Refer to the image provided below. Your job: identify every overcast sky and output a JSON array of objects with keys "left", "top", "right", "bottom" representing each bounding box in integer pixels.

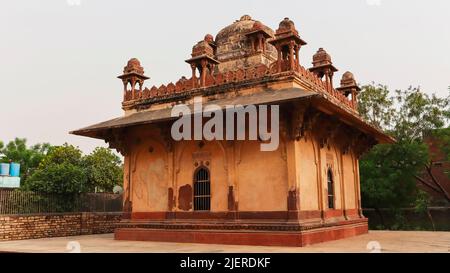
[{"left": 0, "top": 0, "right": 449, "bottom": 153}]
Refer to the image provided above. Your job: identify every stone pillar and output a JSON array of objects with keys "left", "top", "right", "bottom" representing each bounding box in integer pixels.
[
  {"left": 351, "top": 90, "right": 358, "bottom": 108},
  {"left": 123, "top": 81, "right": 127, "bottom": 100},
  {"left": 328, "top": 72, "right": 334, "bottom": 90},
  {"left": 200, "top": 60, "right": 207, "bottom": 87},
  {"left": 276, "top": 45, "right": 282, "bottom": 72},
  {"left": 257, "top": 34, "right": 263, "bottom": 52},
  {"left": 289, "top": 41, "right": 295, "bottom": 71},
  {"left": 131, "top": 79, "right": 136, "bottom": 99},
  {"left": 324, "top": 71, "right": 331, "bottom": 92},
  {"left": 283, "top": 116, "right": 300, "bottom": 220},
  {"left": 191, "top": 64, "right": 197, "bottom": 88}
]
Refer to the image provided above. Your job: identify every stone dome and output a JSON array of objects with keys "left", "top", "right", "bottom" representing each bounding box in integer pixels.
[
  {"left": 204, "top": 34, "right": 214, "bottom": 44},
  {"left": 342, "top": 71, "right": 354, "bottom": 80},
  {"left": 277, "top": 17, "right": 297, "bottom": 34},
  {"left": 339, "top": 71, "right": 359, "bottom": 90},
  {"left": 312, "top": 48, "right": 332, "bottom": 67},
  {"left": 214, "top": 15, "right": 277, "bottom": 62},
  {"left": 127, "top": 58, "right": 141, "bottom": 68},
  {"left": 252, "top": 21, "right": 264, "bottom": 30},
  {"left": 124, "top": 58, "right": 144, "bottom": 74}
]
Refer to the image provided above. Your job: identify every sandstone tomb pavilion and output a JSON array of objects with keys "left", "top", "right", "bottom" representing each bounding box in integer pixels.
[{"left": 71, "top": 15, "right": 393, "bottom": 246}]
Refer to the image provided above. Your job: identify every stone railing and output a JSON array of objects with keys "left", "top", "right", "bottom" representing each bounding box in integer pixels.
[
  {"left": 296, "top": 65, "right": 356, "bottom": 110},
  {"left": 123, "top": 63, "right": 356, "bottom": 111}
]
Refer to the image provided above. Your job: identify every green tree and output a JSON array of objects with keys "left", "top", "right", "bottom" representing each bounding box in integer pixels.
[
  {"left": 358, "top": 83, "right": 395, "bottom": 130},
  {"left": 0, "top": 138, "right": 51, "bottom": 183},
  {"left": 25, "top": 144, "right": 87, "bottom": 193},
  {"left": 358, "top": 83, "right": 450, "bottom": 208},
  {"left": 83, "top": 147, "right": 123, "bottom": 192},
  {"left": 360, "top": 142, "right": 429, "bottom": 209},
  {"left": 392, "top": 87, "right": 450, "bottom": 142}
]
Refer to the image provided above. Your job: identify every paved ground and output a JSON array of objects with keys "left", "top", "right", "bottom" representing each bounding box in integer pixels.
[{"left": 0, "top": 231, "right": 448, "bottom": 253}]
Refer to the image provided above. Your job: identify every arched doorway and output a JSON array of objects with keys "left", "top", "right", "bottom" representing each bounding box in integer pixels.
[{"left": 193, "top": 167, "right": 211, "bottom": 211}]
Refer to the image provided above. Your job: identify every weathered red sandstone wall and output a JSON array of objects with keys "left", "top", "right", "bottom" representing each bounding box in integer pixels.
[
  {"left": 0, "top": 212, "right": 121, "bottom": 241},
  {"left": 297, "top": 137, "right": 319, "bottom": 210},
  {"left": 122, "top": 111, "right": 362, "bottom": 216},
  {"left": 237, "top": 140, "right": 288, "bottom": 211}
]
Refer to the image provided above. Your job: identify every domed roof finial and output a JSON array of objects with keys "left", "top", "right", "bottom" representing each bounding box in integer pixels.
[
  {"left": 342, "top": 71, "right": 355, "bottom": 80},
  {"left": 123, "top": 58, "right": 145, "bottom": 75},
  {"left": 336, "top": 71, "right": 361, "bottom": 98},
  {"left": 339, "top": 71, "right": 358, "bottom": 88},
  {"left": 204, "top": 34, "right": 214, "bottom": 43},
  {"left": 240, "top": 15, "right": 252, "bottom": 21},
  {"left": 277, "top": 17, "right": 297, "bottom": 34},
  {"left": 269, "top": 17, "right": 307, "bottom": 72},
  {"left": 312, "top": 48, "right": 333, "bottom": 68},
  {"left": 252, "top": 21, "right": 264, "bottom": 30},
  {"left": 118, "top": 58, "right": 149, "bottom": 100}
]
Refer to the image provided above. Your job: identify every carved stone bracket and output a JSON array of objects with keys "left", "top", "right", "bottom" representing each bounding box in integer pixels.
[
  {"left": 289, "top": 101, "right": 310, "bottom": 141},
  {"left": 352, "top": 133, "right": 378, "bottom": 158},
  {"left": 302, "top": 110, "right": 321, "bottom": 142},
  {"left": 311, "top": 112, "right": 338, "bottom": 149},
  {"left": 104, "top": 129, "right": 128, "bottom": 156},
  {"left": 333, "top": 125, "right": 354, "bottom": 154}
]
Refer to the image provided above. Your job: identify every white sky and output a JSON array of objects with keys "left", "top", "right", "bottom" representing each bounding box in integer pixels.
[{"left": 0, "top": 0, "right": 449, "bottom": 153}]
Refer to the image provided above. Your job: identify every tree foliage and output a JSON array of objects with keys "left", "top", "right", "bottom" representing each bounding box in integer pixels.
[
  {"left": 25, "top": 144, "right": 86, "bottom": 194},
  {"left": 360, "top": 142, "right": 429, "bottom": 209},
  {"left": 358, "top": 83, "right": 450, "bottom": 208},
  {"left": 1, "top": 141, "right": 124, "bottom": 194},
  {"left": 392, "top": 87, "right": 450, "bottom": 142},
  {"left": 83, "top": 147, "right": 123, "bottom": 192},
  {"left": 358, "top": 83, "right": 395, "bottom": 130}
]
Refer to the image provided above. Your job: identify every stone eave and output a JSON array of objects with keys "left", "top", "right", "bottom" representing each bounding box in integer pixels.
[
  {"left": 117, "top": 72, "right": 149, "bottom": 80},
  {"left": 185, "top": 55, "right": 220, "bottom": 64},
  {"left": 310, "top": 95, "right": 395, "bottom": 144}
]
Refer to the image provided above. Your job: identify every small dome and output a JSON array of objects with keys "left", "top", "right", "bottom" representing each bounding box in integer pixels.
[
  {"left": 215, "top": 15, "right": 276, "bottom": 62},
  {"left": 312, "top": 48, "right": 332, "bottom": 66},
  {"left": 342, "top": 71, "right": 354, "bottom": 80},
  {"left": 191, "top": 40, "right": 214, "bottom": 57},
  {"left": 204, "top": 34, "right": 214, "bottom": 43},
  {"left": 127, "top": 58, "right": 141, "bottom": 68},
  {"left": 252, "top": 21, "right": 264, "bottom": 30},
  {"left": 240, "top": 15, "right": 252, "bottom": 21},
  {"left": 277, "top": 17, "right": 297, "bottom": 33},
  {"left": 124, "top": 58, "right": 144, "bottom": 74},
  {"left": 339, "top": 71, "right": 358, "bottom": 90}
]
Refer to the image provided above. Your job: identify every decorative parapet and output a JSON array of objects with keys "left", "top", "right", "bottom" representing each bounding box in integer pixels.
[{"left": 122, "top": 63, "right": 357, "bottom": 112}]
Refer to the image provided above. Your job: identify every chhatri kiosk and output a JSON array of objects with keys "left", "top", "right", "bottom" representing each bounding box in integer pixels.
[{"left": 72, "top": 15, "right": 392, "bottom": 246}]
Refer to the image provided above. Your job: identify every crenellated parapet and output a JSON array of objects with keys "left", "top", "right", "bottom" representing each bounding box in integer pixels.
[{"left": 121, "top": 61, "right": 358, "bottom": 112}]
